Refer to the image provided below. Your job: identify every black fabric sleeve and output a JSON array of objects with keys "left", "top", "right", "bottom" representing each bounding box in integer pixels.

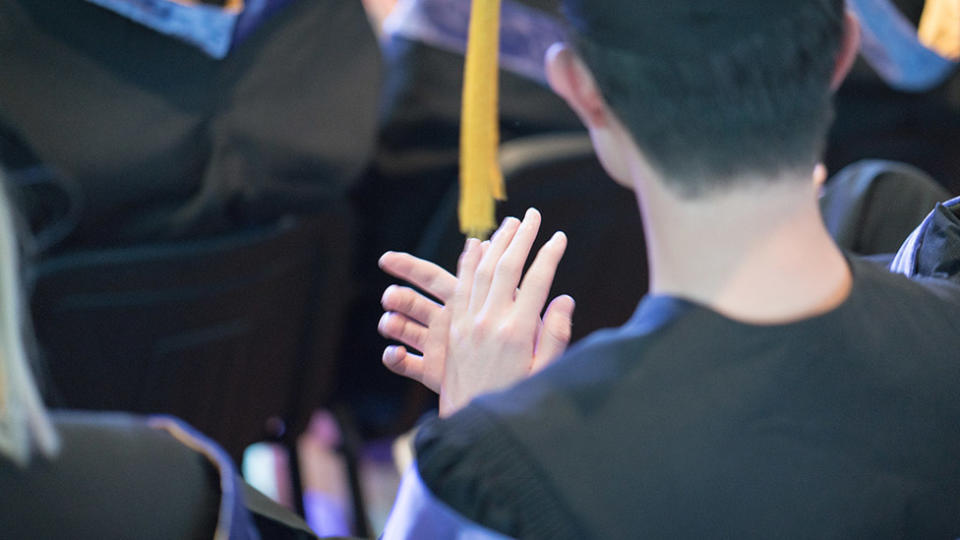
[{"left": 414, "top": 404, "right": 582, "bottom": 540}]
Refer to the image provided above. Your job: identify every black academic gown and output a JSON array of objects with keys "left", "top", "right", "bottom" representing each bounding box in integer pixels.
[{"left": 0, "top": 0, "right": 380, "bottom": 251}]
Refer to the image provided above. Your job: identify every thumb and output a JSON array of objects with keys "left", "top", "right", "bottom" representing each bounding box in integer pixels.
[{"left": 533, "top": 295, "right": 575, "bottom": 372}]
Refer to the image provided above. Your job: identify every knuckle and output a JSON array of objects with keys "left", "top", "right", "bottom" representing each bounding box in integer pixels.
[
  {"left": 496, "top": 258, "right": 521, "bottom": 276},
  {"left": 400, "top": 321, "right": 419, "bottom": 343},
  {"left": 495, "top": 321, "right": 523, "bottom": 343},
  {"left": 395, "top": 318, "right": 410, "bottom": 338},
  {"left": 548, "top": 321, "right": 572, "bottom": 344},
  {"left": 397, "top": 291, "right": 416, "bottom": 313},
  {"left": 474, "top": 265, "right": 493, "bottom": 283},
  {"left": 472, "top": 315, "right": 493, "bottom": 338},
  {"left": 449, "top": 323, "right": 467, "bottom": 343}
]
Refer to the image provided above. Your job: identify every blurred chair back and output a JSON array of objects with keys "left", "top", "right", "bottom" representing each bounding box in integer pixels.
[
  {"left": 29, "top": 214, "right": 352, "bottom": 465},
  {"left": 820, "top": 159, "right": 951, "bottom": 257},
  {"left": 418, "top": 132, "right": 648, "bottom": 343}
]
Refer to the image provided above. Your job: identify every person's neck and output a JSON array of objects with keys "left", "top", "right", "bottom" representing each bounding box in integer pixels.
[{"left": 635, "top": 169, "right": 852, "bottom": 325}]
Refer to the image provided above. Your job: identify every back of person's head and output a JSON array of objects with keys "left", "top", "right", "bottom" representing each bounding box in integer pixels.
[
  {"left": 0, "top": 168, "right": 58, "bottom": 465},
  {"left": 563, "top": 0, "right": 846, "bottom": 196}
]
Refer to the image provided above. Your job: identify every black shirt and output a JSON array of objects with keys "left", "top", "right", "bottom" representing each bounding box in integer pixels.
[{"left": 416, "top": 256, "right": 960, "bottom": 538}]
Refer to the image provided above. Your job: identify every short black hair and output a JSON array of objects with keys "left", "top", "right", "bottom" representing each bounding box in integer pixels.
[{"left": 569, "top": 1, "right": 845, "bottom": 196}]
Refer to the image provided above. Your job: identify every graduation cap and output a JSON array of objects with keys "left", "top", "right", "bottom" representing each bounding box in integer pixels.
[
  {"left": 459, "top": 0, "right": 506, "bottom": 239},
  {"left": 85, "top": 0, "right": 246, "bottom": 58},
  {"left": 847, "top": 0, "right": 958, "bottom": 91}
]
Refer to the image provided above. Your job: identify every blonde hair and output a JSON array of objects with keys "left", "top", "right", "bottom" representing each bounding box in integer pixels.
[{"left": 0, "top": 170, "right": 59, "bottom": 465}]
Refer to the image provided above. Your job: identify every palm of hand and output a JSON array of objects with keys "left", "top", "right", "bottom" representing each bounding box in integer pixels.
[{"left": 379, "top": 209, "right": 574, "bottom": 417}]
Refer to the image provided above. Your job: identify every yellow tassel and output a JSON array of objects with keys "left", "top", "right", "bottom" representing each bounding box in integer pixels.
[
  {"left": 919, "top": 0, "right": 960, "bottom": 59},
  {"left": 459, "top": 0, "right": 506, "bottom": 239}
]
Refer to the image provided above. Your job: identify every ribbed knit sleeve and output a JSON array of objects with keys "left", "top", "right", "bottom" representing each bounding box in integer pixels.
[{"left": 414, "top": 403, "right": 583, "bottom": 540}]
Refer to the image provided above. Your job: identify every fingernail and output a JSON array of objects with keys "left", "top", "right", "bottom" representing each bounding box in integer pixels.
[
  {"left": 381, "top": 285, "right": 395, "bottom": 306},
  {"left": 491, "top": 221, "right": 504, "bottom": 240},
  {"left": 497, "top": 217, "right": 517, "bottom": 237},
  {"left": 378, "top": 312, "right": 391, "bottom": 332}
]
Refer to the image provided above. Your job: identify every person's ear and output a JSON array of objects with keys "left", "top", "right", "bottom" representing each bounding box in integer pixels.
[
  {"left": 831, "top": 10, "right": 861, "bottom": 90},
  {"left": 546, "top": 43, "right": 610, "bottom": 128}
]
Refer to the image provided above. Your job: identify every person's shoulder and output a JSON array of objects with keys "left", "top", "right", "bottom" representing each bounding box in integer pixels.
[
  {"left": 852, "top": 255, "right": 960, "bottom": 313},
  {"left": 47, "top": 411, "right": 314, "bottom": 538},
  {"left": 1, "top": 411, "right": 225, "bottom": 539},
  {"left": 412, "top": 326, "right": 649, "bottom": 482},
  {"left": 49, "top": 410, "right": 226, "bottom": 493},
  {"left": 906, "top": 273, "right": 960, "bottom": 307},
  {"left": 50, "top": 410, "right": 194, "bottom": 454},
  {"left": 412, "top": 303, "right": 698, "bottom": 538},
  {"left": 843, "top": 257, "right": 960, "bottom": 365}
]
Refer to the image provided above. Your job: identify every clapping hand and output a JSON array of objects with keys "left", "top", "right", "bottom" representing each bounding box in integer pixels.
[{"left": 378, "top": 209, "right": 575, "bottom": 416}]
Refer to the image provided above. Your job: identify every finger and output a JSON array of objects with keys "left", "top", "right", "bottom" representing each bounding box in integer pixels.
[
  {"left": 378, "top": 312, "right": 429, "bottom": 353},
  {"left": 452, "top": 238, "right": 483, "bottom": 313},
  {"left": 470, "top": 240, "right": 490, "bottom": 311},
  {"left": 421, "top": 303, "right": 452, "bottom": 393},
  {"left": 383, "top": 346, "right": 439, "bottom": 393},
  {"left": 516, "top": 230, "right": 567, "bottom": 321},
  {"left": 379, "top": 251, "right": 457, "bottom": 302},
  {"left": 486, "top": 208, "right": 542, "bottom": 311},
  {"left": 381, "top": 285, "right": 442, "bottom": 326},
  {"left": 469, "top": 217, "right": 521, "bottom": 313},
  {"left": 533, "top": 294, "right": 575, "bottom": 372}
]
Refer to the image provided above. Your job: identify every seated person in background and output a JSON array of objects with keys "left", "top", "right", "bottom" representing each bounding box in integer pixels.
[
  {"left": 0, "top": 0, "right": 379, "bottom": 251},
  {"left": 376, "top": 0, "right": 960, "bottom": 537},
  {"left": 0, "top": 170, "right": 315, "bottom": 538}
]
